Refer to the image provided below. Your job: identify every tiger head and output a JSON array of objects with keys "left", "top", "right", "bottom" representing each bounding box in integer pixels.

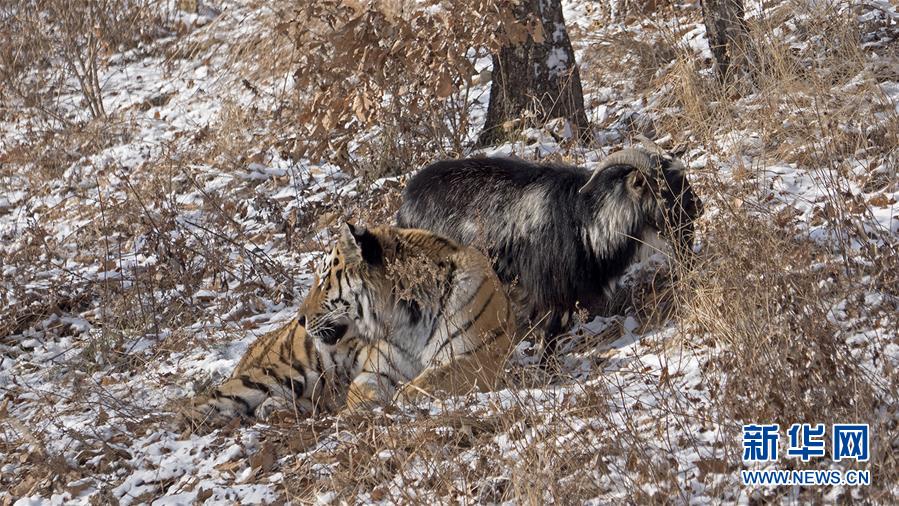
[{"left": 301, "top": 223, "right": 386, "bottom": 345}]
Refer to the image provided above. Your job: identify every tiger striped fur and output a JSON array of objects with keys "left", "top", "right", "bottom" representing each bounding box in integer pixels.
[
  {"left": 182, "top": 319, "right": 361, "bottom": 430},
  {"left": 182, "top": 223, "right": 516, "bottom": 429},
  {"left": 302, "top": 223, "right": 517, "bottom": 411}
]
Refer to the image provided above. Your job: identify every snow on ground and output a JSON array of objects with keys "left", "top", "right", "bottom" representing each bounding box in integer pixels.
[{"left": 2, "top": 0, "right": 898, "bottom": 504}]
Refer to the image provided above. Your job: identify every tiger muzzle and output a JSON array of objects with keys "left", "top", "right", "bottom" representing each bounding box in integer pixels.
[{"left": 313, "top": 321, "right": 349, "bottom": 345}]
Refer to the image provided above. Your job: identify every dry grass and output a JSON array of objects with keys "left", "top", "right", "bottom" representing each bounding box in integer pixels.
[
  {"left": 0, "top": 0, "right": 172, "bottom": 122},
  {"left": 248, "top": 204, "right": 896, "bottom": 503}
]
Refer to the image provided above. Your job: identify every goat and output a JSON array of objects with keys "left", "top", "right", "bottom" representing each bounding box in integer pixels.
[{"left": 396, "top": 138, "right": 703, "bottom": 356}]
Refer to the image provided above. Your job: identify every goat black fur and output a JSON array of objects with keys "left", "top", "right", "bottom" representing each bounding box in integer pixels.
[{"left": 396, "top": 145, "right": 702, "bottom": 352}]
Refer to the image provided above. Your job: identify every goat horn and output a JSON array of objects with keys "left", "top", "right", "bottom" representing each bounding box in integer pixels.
[
  {"left": 579, "top": 148, "right": 655, "bottom": 194},
  {"left": 635, "top": 135, "right": 690, "bottom": 173},
  {"left": 635, "top": 134, "right": 667, "bottom": 156},
  {"left": 597, "top": 148, "right": 654, "bottom": 172}
]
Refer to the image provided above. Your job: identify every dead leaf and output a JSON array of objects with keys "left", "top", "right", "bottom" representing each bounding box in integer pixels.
[
  {"left": 352, "top": 93, "right": 367, "bottom": 123},
  {"left": 11, "top": 475, "right": 36, "bottom": 497},
  {"left": 503, "top": 14, "right": 528, "bottom": 45},
  {"left": 287, "top": 432, "right": 319, "bottom": 453},
  {"left": 436, "top": 72, "right": 453, "bottom": 98},
  {"left": 195, "top": 488, "right": 213, "bottom": 504},
  {"left": 220, "top": 415, "right": 242, "bottom": 435},
  {"left": 249, "top": 441, "right": 276, "bottom": 474},
  {"left": 322, "top": 110, "right": 336, "bottom": 130},
  {"left": 868, "top": 193, "right": 896, "bottom": 207},
  {"left": 67, "top": 479, "right": 92, "bottom": 496},
  {"left": 370, "top": 487, "right": 386, "bottom": 501},
  {"left": 530, "top": 19, "right": 545, "bottom": 43},
  {"left": 215, "top": 460, "right": 243, "bottom": 473},
  {"left": 696, "top": 457, "right": 730, "bottom": 479},
  {"left": 774, "top": 206, "right": 799, "bottom": 227},
  {"left": 315, "top": 211, "right": 338, "bottom": 231}
]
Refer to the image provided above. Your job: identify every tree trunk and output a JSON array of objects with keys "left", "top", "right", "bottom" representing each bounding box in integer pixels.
[
  {"left": 478, "top": 0, "right": 589, "bottom": 147},
  {"left": 702, "top": 0, "right": 749, "bottom": 81}
]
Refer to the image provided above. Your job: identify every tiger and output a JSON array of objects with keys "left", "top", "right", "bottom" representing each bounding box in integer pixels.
[{"left": 182, "top": 223, "right": 516, "bottom": 430}]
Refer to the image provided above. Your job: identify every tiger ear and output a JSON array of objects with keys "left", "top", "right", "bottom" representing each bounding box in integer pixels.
[
  {"left": 338, "top": 223, "right": 363, "bottom": 265},
  {"left": 338, "top": 222, "right": 383, "bottom": 266}
]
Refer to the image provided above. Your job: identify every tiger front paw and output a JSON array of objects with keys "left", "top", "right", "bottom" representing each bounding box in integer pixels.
[
  {"left": 255, "top": 396, "right": 316, "bottom": 422},
  {"left": 393, "top": 382, "right": 433, "bottom": 407},
  {"left": 178, "top": 400, "right": 242, "bottom": 434}
]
